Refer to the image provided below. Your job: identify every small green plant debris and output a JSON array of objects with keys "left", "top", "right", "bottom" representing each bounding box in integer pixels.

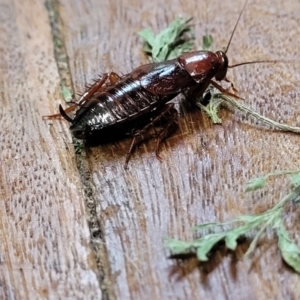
[
  {"left": 61, "top": 85, "right": 73, "bottom": 102},
  {"left": 139, "top": 18, "right": 194, "bottom": 62},
  {"left": 165, "top": 170, "right": 300, "bottom": 273},
  {"left": 196, "top": 86, "right": 223, "bottom": 124},
  {"left": 74, "top": 140, "right": 84, "bottom": 154},
  {"left": 194, "top": 87, "right": 300, "bottom": 133},
  {"left": 202, "top": 34, "right": 213, "bottom": 50}
]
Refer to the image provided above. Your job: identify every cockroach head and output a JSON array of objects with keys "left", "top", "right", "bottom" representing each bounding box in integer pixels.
[{"left": 215, "top": 51, "right": 228, "bottom": 81}]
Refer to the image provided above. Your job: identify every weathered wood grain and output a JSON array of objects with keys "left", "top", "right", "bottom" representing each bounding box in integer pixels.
[
  {"left": 0, "top": 0, "right": 101, "bottom": 299},
  {"left": 2, "top": 0, "right": 300, "bottom": 299}
]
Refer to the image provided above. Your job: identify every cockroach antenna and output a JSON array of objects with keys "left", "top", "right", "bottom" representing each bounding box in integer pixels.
[
  {"left": 225, "top": 0, "right": 294, "bottom": 68},
  {"left": 225, "top": 0, "right": 249, "bottom": 54}
]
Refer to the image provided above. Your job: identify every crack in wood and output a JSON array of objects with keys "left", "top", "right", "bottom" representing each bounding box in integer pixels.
[{"left": 45, "top": 1, "right": 115, "bottom": 299}]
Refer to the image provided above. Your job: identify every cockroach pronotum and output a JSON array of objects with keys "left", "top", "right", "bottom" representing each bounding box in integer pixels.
[{"left": 45, "top": 0, "right": 280, "bottom": 167}]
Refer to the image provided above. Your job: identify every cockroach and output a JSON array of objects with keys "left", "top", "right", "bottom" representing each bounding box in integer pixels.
[{"left": 45, "top": 0, "right": 278, "bottom": 166}]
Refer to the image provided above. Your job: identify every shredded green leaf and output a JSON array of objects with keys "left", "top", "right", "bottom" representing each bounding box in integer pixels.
[
  {"left": 245, "top": 176, "right": 267, "bottom": 192},
  {"left": 276, "top": 222, "right": 300, "bottom": 273},
  {"left": 290, "top": 172, "right": 300, "bottom": 187},
  {"left": 139, "top": 18, "right": 194, "bottom": 62},
  {"left": 202, "top": 34, "right": 213, "bottom": 50},
  {"left": 165, "top": 171, "right": 300, "bottom": 274},
  {"left": 61, "top": 85, "right": 72, "bottom": 102},
  {"left": 74, "top": 140, "right": 84, "bottom": 154},
  {"left": 196, "top": 87, "right": 223, "bottom": 123}
]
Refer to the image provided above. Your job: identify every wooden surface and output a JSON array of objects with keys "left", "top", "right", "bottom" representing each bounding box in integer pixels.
[{"left": 1, "top": 0, "right": 300, "bottom": 299}]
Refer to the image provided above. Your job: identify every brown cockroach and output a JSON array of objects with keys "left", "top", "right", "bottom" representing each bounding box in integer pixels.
[{"left": 46, "top": 0, "right": 278, "bottom": 166}]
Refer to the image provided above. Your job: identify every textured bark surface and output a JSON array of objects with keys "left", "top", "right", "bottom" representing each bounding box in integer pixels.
[{"left": 1, "top": 0, "right": 300, "bottom": 299}]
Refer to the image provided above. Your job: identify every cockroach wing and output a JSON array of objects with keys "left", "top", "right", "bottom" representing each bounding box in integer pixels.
[{"left": 130, "top": 59, "right": 196, "bottom": 96}]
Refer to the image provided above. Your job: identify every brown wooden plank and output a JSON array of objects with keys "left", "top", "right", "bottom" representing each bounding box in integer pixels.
[
  {"left": 55, "top": 0, "right": 300, "bottom": 299},
  {"left": 0, "top": 0, "right": 102, "bottom": 299}
]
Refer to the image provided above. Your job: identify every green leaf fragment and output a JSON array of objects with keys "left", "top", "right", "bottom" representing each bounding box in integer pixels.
[
  {"left": 197, "top": 96, "right": 223, "bottom": 124},
  {"left": 276, "top": 223, "right": 300, "bottom": 273},
  {"left": 292, "top": 184, "right": 300, "bottom": 197},
  {"left": 225, "top": 224, "right": 254, "bottom": 250},
  {"left": 191, "top": 222, "right": 221, "bottom": 230},
  {"left": 202, "top": 34, "right": 213, "bottom": 50},
  {"left": 61, "top": 85, "right": 72, "bottom": 102},
  {"left": 234, "top": 214, "right": 263, "bottom": 223},
  {"left": 139, "top": 18, "right": 194, "bottom": 62},
  {"left": 165, "top": 41, "right": 194, "bottom": 60},
  {"left": 165, "top": 233, "right": 227, "bottom": 261},
  {"left": 164, "top": 238, "right": 194, "bottom": 254},
  {"left": 245, "top": 176, "right": 267, "bottom": 192},
  {"left": 74, "top": 140, "right": 84, "bottom": 154},
  {"left": 196, "top": 233, "right": 226, "bottom": 261},
  {"left": 165, "top": 170, "right": 300, "bottom": 274},
  {"left": 290, "top": 172, "right": 300, "bottom": 188},
  {"left": 139, "top": 28, "right": 156, "bottom": 48}
]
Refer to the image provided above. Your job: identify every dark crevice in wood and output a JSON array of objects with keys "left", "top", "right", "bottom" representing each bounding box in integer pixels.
[
  {"left": 44, "top": 0, "right": 73, "bottom": 101},
  {"left": 44, "top": 1, "right": 115, "bottom": 299},
  {"left": 75, "top": 152, "right": 116, "bottom": 300}
]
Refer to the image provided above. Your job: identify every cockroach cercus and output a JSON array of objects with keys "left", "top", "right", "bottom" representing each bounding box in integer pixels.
[{"left": 45, "top": 0, "right": 281, "bottom": 167}]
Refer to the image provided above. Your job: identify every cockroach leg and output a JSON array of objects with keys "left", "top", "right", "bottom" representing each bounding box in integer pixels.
[
  {"left": 186, "top": 82, "right": 211, "bottom": 104},
  {"left": 210, "top": 80, "right": 240, "bottom": 99},
  {"left": 125, "top": 135, "right": 140, "bottom": 167},
  {"left": 125, "top": 104, "right": 178, "bottom": 167},
  {"left": 77, "top": 73, "right": 109, "bottom": 104},
  {"left": 154, "top": 104, "right": 178, "bottom": 159},
  {"left": 224, "top": 77, "right": 238, "bottom": 94},
  {"left": 77, "top": 72, "right": 122, "bottom": 104}
]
